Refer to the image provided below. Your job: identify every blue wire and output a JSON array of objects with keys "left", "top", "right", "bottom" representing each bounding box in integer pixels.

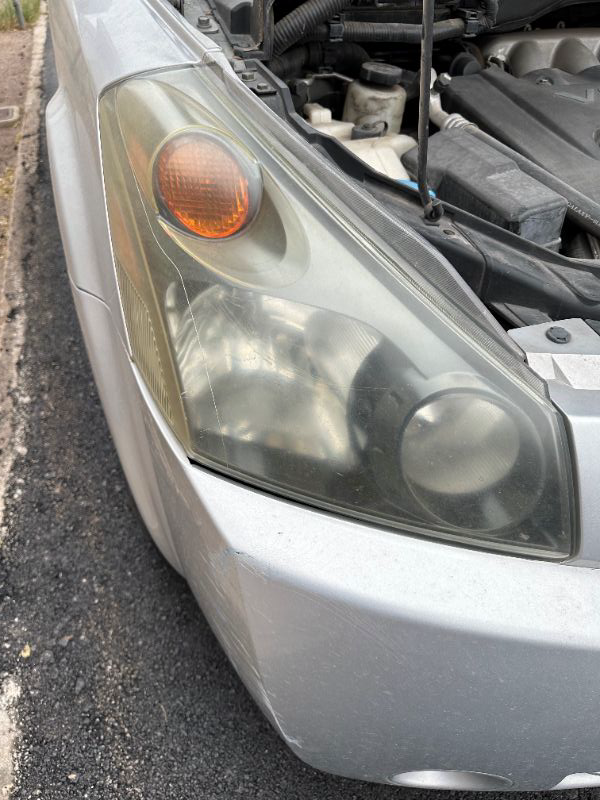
[{"left": 398, "top": 179, "right": 436, "bottom": 198}]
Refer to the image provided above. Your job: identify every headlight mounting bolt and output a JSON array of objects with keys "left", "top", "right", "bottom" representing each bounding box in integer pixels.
[{"left": 196, "top": 14, "right": 218, "bottom": 32}]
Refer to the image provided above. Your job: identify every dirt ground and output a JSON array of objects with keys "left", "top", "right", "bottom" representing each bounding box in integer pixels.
[
  {"left": 0, "top": 28, "right": 33, "bottom": 261},
  {"left": 0, "top": 13, "right": 44, "bottom": 796}
]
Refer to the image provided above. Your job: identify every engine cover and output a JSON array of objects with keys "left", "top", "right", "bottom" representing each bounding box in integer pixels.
[
  {"left": 402, "top": 129, "right": 567, "bottom": 249},
  {"left": 443, "top": 65, "right": 600, "bottom": 206}
]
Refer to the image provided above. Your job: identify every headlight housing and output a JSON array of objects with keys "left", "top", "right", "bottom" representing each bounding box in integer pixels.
[{"left": 99, "top": 62, "right": 574, "bottom": 558}]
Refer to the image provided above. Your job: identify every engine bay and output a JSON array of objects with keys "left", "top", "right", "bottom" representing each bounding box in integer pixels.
[{"left": 179, "top": 0, "right": 600, "bottom": 329}]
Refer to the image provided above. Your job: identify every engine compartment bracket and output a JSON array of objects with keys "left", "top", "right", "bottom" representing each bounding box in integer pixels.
[{"left": 509, "top": 318, "right": 600, "bottom": 390}]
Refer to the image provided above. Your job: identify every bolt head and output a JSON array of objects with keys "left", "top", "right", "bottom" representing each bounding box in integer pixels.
[{"left": 546, "top": 325, "right": 571, "bottom": 344}]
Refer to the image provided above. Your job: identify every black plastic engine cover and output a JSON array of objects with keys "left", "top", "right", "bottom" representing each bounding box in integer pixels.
[
  {"left": 443, "top": 65, "right": 600, "bottom": 206},
  {"left": 402, "top": 129, "right": 567, "bottom": 248},
  {"left": 492, "top": 0, "right": 600, "bottom": 30}
]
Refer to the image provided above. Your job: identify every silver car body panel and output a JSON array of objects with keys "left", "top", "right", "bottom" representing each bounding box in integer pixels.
[
  {"left": 47, "top": 0, "right": 600, "bottom": 789},
  {"left": 510, "top": 319, "right": 600, "bottom": 566}
]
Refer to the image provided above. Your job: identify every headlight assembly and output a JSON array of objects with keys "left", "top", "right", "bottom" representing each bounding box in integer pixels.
[{"left": 99, "top": 62, "right": 574, "bottom": 558}]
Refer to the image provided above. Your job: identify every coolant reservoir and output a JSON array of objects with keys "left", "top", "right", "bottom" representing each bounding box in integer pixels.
[
  {"left": 304, "top": 103, "right": 415, "bottom": 180},
  {"left": 343, "top": 62, "right": 407, "bottom": 135}
]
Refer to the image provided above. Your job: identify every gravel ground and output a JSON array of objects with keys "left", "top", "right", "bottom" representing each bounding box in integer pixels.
[{"left": 0, "top": 31, "right": 596, "bottom": 800}]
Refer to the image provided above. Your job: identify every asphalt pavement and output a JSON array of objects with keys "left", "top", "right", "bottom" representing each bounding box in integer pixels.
[{"left": 0, "top": 33, "right": 592, "bottom": 800}]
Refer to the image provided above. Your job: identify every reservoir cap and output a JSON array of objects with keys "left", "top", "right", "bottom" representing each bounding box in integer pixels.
[{"left": 360, "top": 61, "right": 403, "bottom": 86}]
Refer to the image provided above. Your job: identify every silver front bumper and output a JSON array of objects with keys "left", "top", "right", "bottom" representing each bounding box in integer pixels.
[{"left": 69, "top": 282, "right": 600, "bottom": 792}]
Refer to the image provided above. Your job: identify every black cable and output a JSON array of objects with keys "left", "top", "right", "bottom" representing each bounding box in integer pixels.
[
  {"left": 417, "top": 0, "right": 443, "bottom": 221},
  {"left": 305, "top": 18, "right": 465, "bottom": 43},
  {"left": 273, "top": 0, "right": 347, "bottom": 55}
]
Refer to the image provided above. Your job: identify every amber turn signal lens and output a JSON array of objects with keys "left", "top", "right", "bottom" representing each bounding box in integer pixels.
[{"left": 154, "top": 132, "right": 260, "bottom": 239}]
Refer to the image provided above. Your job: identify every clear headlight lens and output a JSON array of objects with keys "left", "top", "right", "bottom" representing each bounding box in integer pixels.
[{"left": 99, "top": 63, "right": 574, "bottom": 558}]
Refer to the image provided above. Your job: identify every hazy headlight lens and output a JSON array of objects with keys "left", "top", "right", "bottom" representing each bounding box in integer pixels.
[
  {"left": 400, "top": 392, "right": 542, "bottom": 531},
  {"left": 99, "top": 64, "right": 575, "bottom": 558},
  {"left": 403, "top": 394, "right": 520, "bottom": 496}
]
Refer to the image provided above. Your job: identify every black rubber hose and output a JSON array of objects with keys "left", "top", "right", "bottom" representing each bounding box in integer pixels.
[
  {"left": 273, "top": 0, "right": 347, "bottom": 55},
  {"left": 306, "top": 17, "right": 465, "bottom": 43},
  {"left": 270, "top": 45, "right": 312, "bottom": 78},
  {"left": 269, "top": 41, "right": 368, "bottom": 79},
  {"left": 331, "top": 41, "right": 370, "bottom": 73},
  {"left": 467, "top": 127, "right": 600, "bottom": 239}
]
